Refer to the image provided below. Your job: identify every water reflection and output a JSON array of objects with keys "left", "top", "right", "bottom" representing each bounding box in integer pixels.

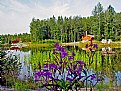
[
  {"left": 18, "top": 50, "right": 33, "bottom": 81},
  {"left": 7, "top": 50, "right": 33, "bottom": 81},
  {"left": 11, "top": 46, "right": 121, "bottom": 86}
]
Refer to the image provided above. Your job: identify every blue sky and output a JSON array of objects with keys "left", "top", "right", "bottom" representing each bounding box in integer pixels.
[{"left": 0, "top": 0, "right": 121, "bottom": 34}]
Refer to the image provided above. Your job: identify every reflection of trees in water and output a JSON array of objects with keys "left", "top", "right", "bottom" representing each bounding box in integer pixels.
[
  {"left": 0, "top": 51, "right": 21, "bottom": 87},
  {"left": 93, "top": 52, "right": 121, "bottom": 87},
  {"left": 29, "top": 46, "right": 121, "bottom": 86}
]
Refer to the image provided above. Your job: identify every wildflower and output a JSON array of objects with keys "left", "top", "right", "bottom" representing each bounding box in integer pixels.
[
  {"left": 59, "top": 61, "right": 63, "bottom": 64},
  {"left": 97, "top": 78, "right": 101, "bottom": 81},
  {"left": 79, "top": 75, "right": 83, "bottom": 79},
  {"left": 54, "top": 42, "right": 59, "bottom": 47},
  {"left": 64, "top": 61, "right": 67, "bottom": 64},
  {"left": 49, "top": 63, "right": 57, "bottom": 69},
  {"left": 43, "top": 71, "right": 52, "bottom": 78},
  {"left": 56, "top": 46, "right": 62, "bottom": 51},
  {"left": 34, "top": 42, "right": 100, "bottom": 90},
  {"left": 36, "top": 71, "right": 41, "bottom": 77},
  {"left": 34, "top": 75, "right": 39, "bottom": 82},
  {"left": 54, "top": 78, "right": 59, "bottom": 81},
  {"left": 73, "top": 64, "right": 77, "bottom": 69},
  {"left": 76, "top": 66, "right": 82, "bottom": 74},
  {"left": 76, "top": 60, "right": 85, "bottom": 65},
  {"left": 44, "top": 64, "right": 49, "bottom": 68},
  {"left": 93, "top": 44, "right": 98, "bottom": 49},
  {"left": 66, "top": 77, "right": 73, "bottom": 82},
  {"left": 58, "top": 66, "right": 62, "bottom": 70},
  {"left": 85, "top": 44, "right": 88, "bottom": 48},
  {"left": 91, "top": 75, "right": 96, "bottom": 80},
  {"left": 34, "top": 71, "right": 44, "bottom": 81},
  {"left": 60, "top": 47, "right": 65, "bottom": 52},
  {"left": 60, "top": 51, "right": 68, "bottom": 58},
  {"left": 67, "top": 69, "right": 71, "bottom": 75},
  {"left": 72, "top": 51, "right": 75, "bottom": 56},
  {"left": 68, "top": 56, "right": 74, "bottom": 60}
]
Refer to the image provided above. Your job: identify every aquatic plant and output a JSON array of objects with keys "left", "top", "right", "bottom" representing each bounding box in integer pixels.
[{"left": 34, "top": 42, "right": 100, "bottom": 91}]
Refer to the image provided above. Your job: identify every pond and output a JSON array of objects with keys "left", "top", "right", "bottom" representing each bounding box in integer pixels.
[{"left": 2, "top": 45, "right": 121, "bottom": 89}]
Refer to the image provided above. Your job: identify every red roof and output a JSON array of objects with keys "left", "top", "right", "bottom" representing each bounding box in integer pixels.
[{"left": 82, "top": 35, "right": 94, "bottom": 41}]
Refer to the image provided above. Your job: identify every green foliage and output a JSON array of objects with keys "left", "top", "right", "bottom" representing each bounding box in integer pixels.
[
  {"left": 0, "top": 33, "right": 31, "bottom": 44},
  {"left": 37, "top": 39, "right": 59, "bottom": 43},
  {"left": 0, "top": 36, "right": 21, "bottom": 86},
  {"left": 0, "top": 50, "right": 21, "bottom": 87},
  {"left": 1, "top": 2, "right": 121, "bottom": 43},
  {"left": 29, "top": 3, "right": 121, "bottom": 42}
]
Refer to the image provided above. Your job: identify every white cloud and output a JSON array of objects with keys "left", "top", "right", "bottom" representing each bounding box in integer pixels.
[
  {"left": 0, "top": 0, "right": 73, "bottom": 34},
  {"left": 0, "top": 0, "right": 121, "bottom": 34}
]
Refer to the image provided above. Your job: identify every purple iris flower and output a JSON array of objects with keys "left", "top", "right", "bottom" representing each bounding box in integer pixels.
[
  {"left": 66, "top": 77, "right": 73, "bottom": 82},
  {"left": 60, "top": 47, "right": 65, "bottom": 52},
  {"left": 76, "top": 65, "right": 83, "bottom": 74},
  {"left": 97, "top": 78, "right": 101, "bottom": 81},
  {"left": 44, "top": 64, "right": 49, "bottom": 68},
  {"left": 60, "top": 51, "right": 68, "bottom": 58},
  {"left": 79, "top": 75, "right": 83, "bottom": 79},
  {"left": 68, "top": 56, "right": 74, "bottom": 60},
  {"left": 64, "top": 61, "right": 67, "bottom": 64},
  {"left": 76, "top": 68, "right": 81, "bottom": 74},
  {"left": 54, "top": 42, "right": 59, "bottom": 47},
  {"left": 36, "top": 71, "right": 41, "bottom": 77},
  {"left": 49, "top": 63, "right": 57, "bottom": 69},
  {"left": 56, "top": 46, "right": 62, "bottom": 51},
  {"left": 91, "top": 75, "right": 96, "bottom": 80},
  {"left": 34, "top": 75, "right": 38, "bottom": 80},
  {"left": 85, "top": 44, "right": 88, "bottom": 48},
  {"left": 72, "top": 51, "right": 75, "bottom": 56},
  {"left": 54, "top": 78, "right": 59, "bottom": 81},
  {"left": 93, "top": 44, "right": 98, "bottom": 49},
  {"left": 59, "top": 61, "right": 63, "bottom": 64},
  {"left": 77, "top": 60, "right": 85, "bottom": 65},
  {"left": 58, "top": 66, "right": 62, "bottom": 70},
  {"left": 73, "top": 64, "right": 77, "bottom": 69},
  {"left": 43, "top": 71, "right": 52, "bottom": 78},
  {"left": 34, "top": 75, "right": 39, "bottom": 82},
  {"left": 34, "top": 71, "right": 44, "bottom": 81},
  {"left": 67, "top": 69, "right": 72, "bottom": 75}
]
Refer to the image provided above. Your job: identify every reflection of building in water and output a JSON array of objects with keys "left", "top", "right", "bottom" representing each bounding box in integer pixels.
[
  {"left": 102, "top": 47, "right": 112, "bottom": 51},
  {"left": 102, "top": 47, "right": 106, "bottom": 51},
  {"left": 108, "top": 47, "right": 112, "bottom": 51},
  {"left": 102, "top": 47, "right": 115, "bottom": 55}
]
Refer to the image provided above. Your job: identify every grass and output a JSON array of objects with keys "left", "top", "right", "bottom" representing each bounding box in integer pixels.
[
  {"left": 24, "top": 40, "right": 121, "bottom": 48},
  {"left": 78, "top": 40, "right": 121, "bottom": 48}
]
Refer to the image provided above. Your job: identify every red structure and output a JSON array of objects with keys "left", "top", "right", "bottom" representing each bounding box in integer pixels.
[
  {"left": 82, "top": 35, "right": 94, "bottom": 46},
  {"left": 10, "top": 47, "right": 20, "bottom": 50},
  {"left": 12, "top": 38, "right": 21, "bottom": 44}
]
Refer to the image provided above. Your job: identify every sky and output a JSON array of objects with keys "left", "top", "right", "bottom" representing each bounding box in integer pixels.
[{"left": 0, "top": 0, "right": 121, "bottom": 35}]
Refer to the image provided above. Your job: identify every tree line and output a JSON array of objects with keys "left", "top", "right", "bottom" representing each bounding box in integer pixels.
[
  {"left": 0, "top": 2, "right": 121, "bottom": 44},
  {"left": 30, "top": 2, "right": 121, "bottom": 43},
  {"left": 0, "top": 33, "right": 31, "bottom": 44}
]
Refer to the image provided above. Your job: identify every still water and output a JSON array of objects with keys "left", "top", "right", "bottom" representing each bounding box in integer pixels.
[{"left": 8, "top": 46, "right": 121, "bottom": 87}]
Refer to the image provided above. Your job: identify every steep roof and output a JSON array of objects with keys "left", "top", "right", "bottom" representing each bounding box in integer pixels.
[{"left": 82, "top": 35, "right": 94, "bottom": 41}]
